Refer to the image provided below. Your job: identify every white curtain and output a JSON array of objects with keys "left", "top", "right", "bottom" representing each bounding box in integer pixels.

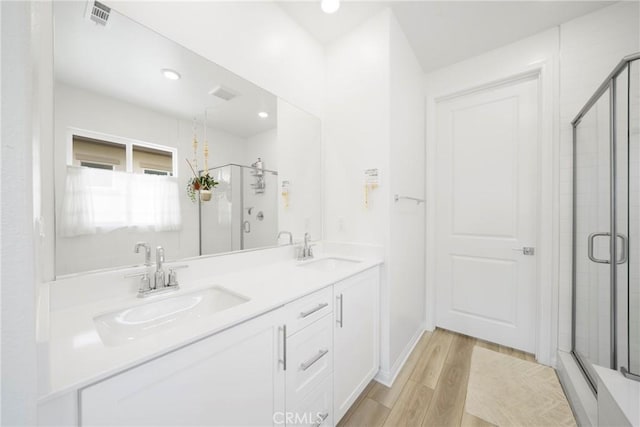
[{"left": 59, "top": 166, "right": 182, "bottom": 237}]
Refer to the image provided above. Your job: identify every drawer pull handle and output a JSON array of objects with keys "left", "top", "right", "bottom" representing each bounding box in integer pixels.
[
  {"left": 313, "top": 412, "right": 329, "bottom": 427},
  {"left": 299, "top": 302, "right": 329, "bottom": 318},
  {"left": 300, "top": 348, "right": 329, "bottom": 371},
  {"left": 279, "top": 324, "right": 287, "bottom": 371}
]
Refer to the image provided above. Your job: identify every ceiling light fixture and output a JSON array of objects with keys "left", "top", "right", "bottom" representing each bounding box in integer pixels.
[
  {"left": 258, "top": 112, "right": 269, "bottom": 119},
  {"left": 161, "top": 68, "right": 181, "bottom": 81},
  {"left": 321, "top": 0, "right": 340, "bottom": 14}
]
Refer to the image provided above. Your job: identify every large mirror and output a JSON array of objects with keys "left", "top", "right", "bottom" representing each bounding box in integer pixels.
[{"left": 54, "top": 2, "right": 322, "bottom": 276}]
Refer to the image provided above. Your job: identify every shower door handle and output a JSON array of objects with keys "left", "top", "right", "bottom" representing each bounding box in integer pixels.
[
  {"left": 243, "top": 220, "right": 251, "bottom": 233},
  {"left": 616, "top": 233, "right": 628, "bottom": 264},
  {"left": 588, "top": 232, "right": 611, "bottom": 264}
]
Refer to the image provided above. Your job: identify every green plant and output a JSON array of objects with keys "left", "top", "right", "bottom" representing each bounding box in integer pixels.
[{"left": 187, "top": 172, "right": 219, "bottom": 202}]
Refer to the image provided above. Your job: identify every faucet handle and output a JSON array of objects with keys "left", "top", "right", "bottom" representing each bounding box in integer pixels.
[
  {"left": 308, "top": 243, "right": 317, "bottom": 258},
  {"left": 125, "top": 271, "right": 151, "bottom": 293},
  {"left": 168, "top": 270, "right": 178, "bottom": 287},
  {"left": 167, "top": 265, "right": 188, "bottom": 287}
]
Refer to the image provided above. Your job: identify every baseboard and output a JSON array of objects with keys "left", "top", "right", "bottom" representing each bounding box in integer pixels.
[
  {"left": 375, "top": 325, "right": 425, "bottom": 387},
  {"left": 556, "top": 351, "right": 597, "bottom": 427}
]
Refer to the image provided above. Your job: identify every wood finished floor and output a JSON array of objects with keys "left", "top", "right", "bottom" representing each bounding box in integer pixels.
[{"left": 337, "top": 328, "right": 537, "bottom": 427}]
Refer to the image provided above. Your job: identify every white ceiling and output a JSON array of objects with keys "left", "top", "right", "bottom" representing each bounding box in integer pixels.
[
  {"left": 55, "top": 0, "right": 615, "bottom": 127},
  {"left": 54, "top": 1, "right": 277, "bottom": 139},
  {"left": 278, "top": 1, "right": 389, "bottom": 44},
  {"left": 278, "top": 1, "right": 614, "bottom": 72}
]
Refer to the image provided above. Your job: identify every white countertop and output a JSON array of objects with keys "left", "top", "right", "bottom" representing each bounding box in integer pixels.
[{"left": 39, "top": 252, "right": 382, "bottom": 401}]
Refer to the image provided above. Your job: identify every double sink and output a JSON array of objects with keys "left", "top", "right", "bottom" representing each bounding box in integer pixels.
[{"left": 93, "top": 257, "right": 360, "bottom": 347}]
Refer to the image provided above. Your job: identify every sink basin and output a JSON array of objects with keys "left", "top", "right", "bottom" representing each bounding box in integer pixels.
[
  {"left": 299, "top": 257, "right": 361, "bottom": 272},
  {"left": 94, "top": 286, "right": 249, "bottom": 347}
]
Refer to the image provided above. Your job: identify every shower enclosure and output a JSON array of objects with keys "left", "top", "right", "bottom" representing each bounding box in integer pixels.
[
  {"left": 199, "top": 163, "right": 278, "bottom": 255},
  {"left": 573, "top": 53, "right": 640, "bottom": 390}
]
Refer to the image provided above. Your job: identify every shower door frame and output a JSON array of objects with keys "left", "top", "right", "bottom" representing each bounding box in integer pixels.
[{"left": 571, "top": 53, "right": 640, "bottom": 391}]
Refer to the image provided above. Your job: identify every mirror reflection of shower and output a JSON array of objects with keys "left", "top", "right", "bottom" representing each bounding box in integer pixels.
[{"left": 199, "top": 162, "right": 278, "bottom": 256}]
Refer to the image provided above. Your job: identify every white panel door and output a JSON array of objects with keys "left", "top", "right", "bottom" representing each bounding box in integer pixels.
[{"left": 435, "top": 77, "right": 539, "bottom": 352}]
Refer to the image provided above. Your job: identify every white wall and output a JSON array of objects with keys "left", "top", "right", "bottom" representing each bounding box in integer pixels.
[
  {"left": 325, "top": 9, "right": 392, "bottom": 373},
  {"left": 387, "top": 13, "right": 426, "bottom": 377},
  {"left": 246, "top": 128, "right": 278, "bottom": 171},
  {"left": 110, "top": 1, "right": 325, "bottom": 120},
  {"left": 325, "top": 8, "right": 426, "bottom": 381},
  {"left": 1, "top": 2, "right": 39, "bottom": 424},
  {"left": 557, "top": 1, "right": 640, "bottom": 353},
  {"left": 277, "top": 99, "right": 323, "bottom": 242},
  {"left": 54, "top": 83, "right": 248, "bottom": 275},
  {"left": 324, "top": 10, "right": 391, "bottom": 246}
]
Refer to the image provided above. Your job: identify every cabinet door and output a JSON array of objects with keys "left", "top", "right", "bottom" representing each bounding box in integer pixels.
[
  {"left": 333, "top": 267, "right": 380, "bottom": 423},
  {"left": 81, "top": 310, "right": 285, "bottom": 426},
  {"left": 285, "top": 375, "right": 333, "bottom": 427}
]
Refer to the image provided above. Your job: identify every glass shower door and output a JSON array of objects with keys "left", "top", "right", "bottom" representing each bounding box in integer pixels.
[
  {"left": 199, "top": 165, "right": 234, "bottom": 255},
  {"left": 625, "top": 59, "right": 640, "bottom": 378},
  {"left": 573, "top": 88, "right": 613, "bottom": 389},
  {"left": 572, "top": 54, "right": 640, "bottom": 387}
]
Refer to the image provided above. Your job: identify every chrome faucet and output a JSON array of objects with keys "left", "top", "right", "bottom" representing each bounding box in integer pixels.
[
  {"left": 134, "top": 242, "right": 151, "bottom": 266},
  {"left": 297, "top": 232, "right": 315, "bottom": 261},
  {"left": 277, "top": 230, "right": 293, "bottom": 245},
  {"left": 126, "top": 245, "right": 188, "bottom": 298}
]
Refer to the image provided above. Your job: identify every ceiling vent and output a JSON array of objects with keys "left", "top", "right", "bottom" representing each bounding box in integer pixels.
[
  {"left": 87, "top": 1, "right": 111, "bottom": 26},
  {"left": 209, "top": 85, "right": 239, "bottom": 101}
]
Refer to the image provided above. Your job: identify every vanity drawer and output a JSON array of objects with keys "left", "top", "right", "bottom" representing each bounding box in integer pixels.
[
  {"left": 286, "top": 369, "right": 333, "bottom": 427},
  {"left": 286, "top": 313, "right": 333, "bottom": 404},
  {"left": 284, "top": 287, "right": 333, "bottom": 336}
]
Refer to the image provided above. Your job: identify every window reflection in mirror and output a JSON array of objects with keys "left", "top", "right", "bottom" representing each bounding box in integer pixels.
[
  {"left": 60, "top": 132, "right": 181, "bottom": 241},
  {"left": 72, "top": 136, "right": 125, "bottom": 171},
  {"left": 71, "top": 134, "right": 175, "bottom": 176},
  {"left": 133, "top": 145, "right": 174, "bottom": 176}
]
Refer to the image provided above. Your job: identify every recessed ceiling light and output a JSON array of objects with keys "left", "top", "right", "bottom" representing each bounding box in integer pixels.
[
  {"left": 258, "top": 111, "right": 269, "bottom": 119},
  {"left": 161, "top": 68, "right": 181, "bottom": 81},
  {"left": 321, "top": 0, "right": 340, "bottom": 14}
]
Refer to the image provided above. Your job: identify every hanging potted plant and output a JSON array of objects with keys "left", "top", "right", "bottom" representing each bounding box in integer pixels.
[{"left": 186, "top": 160, "right": 218, "bottom": 203}]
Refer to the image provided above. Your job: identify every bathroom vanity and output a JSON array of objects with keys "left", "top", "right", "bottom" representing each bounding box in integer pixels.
[{"left": 37, "top": 245, "right": 382, "bottom": 426}]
